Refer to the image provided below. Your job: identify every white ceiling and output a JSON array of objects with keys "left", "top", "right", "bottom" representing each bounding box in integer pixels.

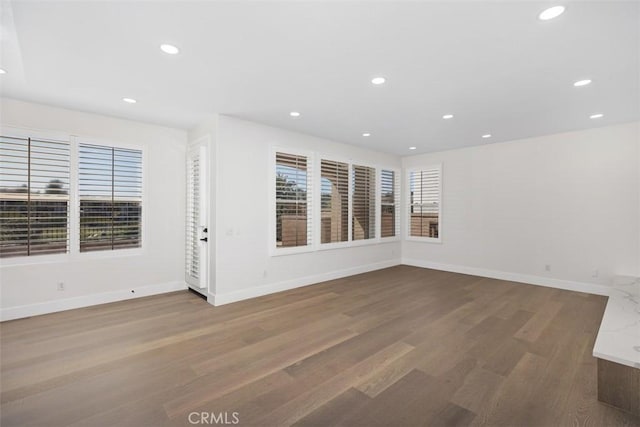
[{"left": 1, "top": 1, "right": 638, "bottom": 155}]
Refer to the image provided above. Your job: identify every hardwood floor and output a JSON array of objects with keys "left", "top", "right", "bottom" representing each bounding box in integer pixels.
[{"left": 1, "top": 266, "right": 638, "bottom": 426}]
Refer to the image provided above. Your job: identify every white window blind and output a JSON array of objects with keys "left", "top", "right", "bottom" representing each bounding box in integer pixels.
[
  {"left": 0, "top": 136, "right": 71, "bottom": 257},
  {"left": 186, "top": 151, "right": 201, "bottom": 278},
  {"left": 352, "top": 164, "right": 376, "bottom": 241},
  {"left": 79, "top": 143, "right": 142, "bottom": 252},
  {"left": 381, "top": 169, "right": 399, "bottom": 238},
  {"left": 321, "top": 159, "right": 349, "bottom": 244},
  {"left": 275, "top": 152, "right": 312, "bottom": 248},
  {"left": 409, "top": 167, "right": 441, "bottom": 239}
]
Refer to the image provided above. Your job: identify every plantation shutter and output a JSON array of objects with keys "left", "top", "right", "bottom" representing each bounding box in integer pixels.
[
  {"left": 275, "top": 152, "right": 312, "bottom": 248},
  {"left": 0, "top": 136, "right": 70, "bottom": 258},
  {"left": 352, "top": 165, "right": 376, "bottom": 240},
  {"left": 320, "top": 159, "right": 349, "bottom": 244},
  {"left": 79, "top": 144, "right": 142, "bottom": 252},
  {"left": 186, "top": 148, "right": 201, "bottom": 280},
  {"left": 381, "top": 169, "right": 399, "bottom": 238},
  {"left": 409, "top": 167, "right": 441, "bottom": 238}
]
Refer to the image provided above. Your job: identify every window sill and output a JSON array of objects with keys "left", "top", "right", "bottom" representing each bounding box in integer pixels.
[
  {"left": 0, "top": 253, "right": 70, "bottom": 267},
  {"left": 269, "top": 237, "right": 400, "bottom": 257},
  {"left": 380, "top": 236, "right": 401, "bottom": 243},
  {"left": 270, "top": 245, "right": 315, "bottom": 257},
  {"left": 405, "top": 236, "right": 442, "bottom": 244},
  {"left": 78, "top": 247, "right": 144, "bottom": 260},
  {"left": 0, "top": 247, "right": 144, "bottom": 267},
  {"left": 317, "top": 237, "right": 395, "bottom": 251}
]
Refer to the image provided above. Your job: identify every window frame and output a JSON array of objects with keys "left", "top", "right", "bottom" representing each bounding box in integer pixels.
[
  {"left": 317, "top": 155, "right": 352, "bottom": 250},
  {"left": 77, "top": 139, "right": 145, "bottom": 255},
  {"left": 351, "top": 164, "right": 377, "bottom": 242},
  {"left": 405, "top": 164, "right": 443, "bottom": 244},
  {"left": 314, "top": 154, "right": 400, "bottom": 251},
  {"left": 380, "top": 168, "right": 401, "bottom": 241},
  {"left": 0, "top": 127, "right": 72, "bottom": 264},
  {"left": 269, "top": 147, "right": 315, "bottom": 256},
  {"left": 269, "top": 146, "right": 400, "bottom": 257},
  {"left": 75, "top": 136, "right": 146, "bottom": 259},
  {"left": 0, "top": 126, "right": 146, "bottom": 266}
]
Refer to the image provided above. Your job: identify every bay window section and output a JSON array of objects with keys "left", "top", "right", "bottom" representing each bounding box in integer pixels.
[
  {"left": 409, "top": 166, "right": 441, "bottom": 240},
  {"left": 381, "top": 169, "right": 398, "bottom": 238},
  {"left": 320, "top": 159, "right": 349, "bottom": 244},
  {"left": 352, "top": 165, "right": 375, "bottom": 240},
  {"left": 275, "top": 152, "right": 311, "bottom": 248}
]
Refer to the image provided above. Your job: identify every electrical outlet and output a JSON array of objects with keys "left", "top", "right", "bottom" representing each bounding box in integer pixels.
[
  {"left": 592, "top": 269, "right": 599, "bottom": 278},
  {"left": 57, "top": 282, "right": 65, "bottom": 291},
  {"left": 545, "top": 264, "right": 551, "bottom": 272}
]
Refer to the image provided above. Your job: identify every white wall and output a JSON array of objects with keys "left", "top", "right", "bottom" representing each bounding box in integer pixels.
[
  {"left": 211, "top": 115, "right": 401, "bottom": 304},
  {"left": 0, "top": 99, "right": 188, "bottom": 320},
  {"left": 402, "top": 122, "right": 640, "bottom": 294},
  {"left": 2, "top": 99, "right": 636, "bottom": 319}
]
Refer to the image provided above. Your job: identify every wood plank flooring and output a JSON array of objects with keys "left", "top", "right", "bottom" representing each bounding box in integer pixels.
[{"left": 1, "top": 266, "right": 639, "bottom": 426}]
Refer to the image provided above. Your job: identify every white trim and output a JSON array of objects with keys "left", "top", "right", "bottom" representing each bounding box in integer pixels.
[
  {"left": 375, "top": 165, "right": 382, "bottom": 239},
  {"left": 185, "top": 136, "right": 210, "bottom": 290},
  {"left": 0, "top": 124, "right": 72, "bottom": 143},
  {"left": 69, "top": 136, "right": 79, "bottom": 256},
  {"left": 209, "top": 124, "right": 219, "bottom": 297},
  {"left": 210, "top": 259, "right": 401, "bottom": 306},
  {"left": 75, "top": 135, "right": 147, "bottom": 152},
  {"left": 401, "top": 258, "right": 611, "bottom": 296},
  {"left": 316, "top": 238, "right": 381, "bottom": 251},
  {"left": 405, "top": 236, "right": 444, "bottom": 244},
  {"left": 0, "top": 281, "right": 187, "bottom": 321}
]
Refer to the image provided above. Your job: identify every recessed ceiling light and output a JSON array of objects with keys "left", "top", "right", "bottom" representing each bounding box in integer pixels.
[
  {"left": 362, "top": 133, "right": 371, "bottom": 137},
  {"left": 539, "top": 5, "right": 565, "bottom": 21},
  {"left": 122, "top": 98, "right": 137, "bottom": 104},
  {"left": 0, "top": 68, "right": 6, "bottom": 74},
  {"left": 574, "top": 79, "right": 592, "bottom": 87},
  {"left": 160, "top": 44, "right": 180, "bottom": 55},
  {"left": 590, "top": 113, "right": 604, "bottom": 119},
  {"left": 371, "top": 77, "right": 386, "bottom": 85},
  {"left": 442, "top": 114, "right": 454, "bottom": 119},
  {"left": 482, "top": 134, "right": 492, "bottom": 139},
  {"left": 289, "top": 111, "right": 300, "bottom": 117},
  {"left": 409, "top": 146, "right": 417, "bottom": 150}
]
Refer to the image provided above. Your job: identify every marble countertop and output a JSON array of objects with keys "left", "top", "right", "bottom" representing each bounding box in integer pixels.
[{"left": 593, "top": 276, "right": 640, "bottom": 368}]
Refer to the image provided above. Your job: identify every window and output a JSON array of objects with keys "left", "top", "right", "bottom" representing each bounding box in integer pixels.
[
  {"left": 0, "top": 136, "right": 70, "bottom": 258},
  {"left": 275, "top": 152, "right": 312, "bottom": 248},
  {"left": 352, "top": 165, "right": 375, "bottom": 240},
  {"left": 271, "top": 151, "right": 401, "bottom": 253},
  {"left": 320, "top": 159, "right": 349, "bottom": 244},
  {"left": 381, "top": 169, "right": 399, "bottom": 238},
  {"left": 79, "top": 143, "right": 142, "bottom": 252},
  {"left": 408, "top": 166, "right": 441, "bottom": 240}
]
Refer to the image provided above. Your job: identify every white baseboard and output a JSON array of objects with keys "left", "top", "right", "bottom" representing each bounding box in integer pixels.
[
  {"left": 211, "top": 259, "right": 401, "bottom": 306},
  {"left": 0, "top": 281, "right": 187, "bottom": 321},
  {"left": 401, "top": 258, "right": 611, "bottom": 296}
]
